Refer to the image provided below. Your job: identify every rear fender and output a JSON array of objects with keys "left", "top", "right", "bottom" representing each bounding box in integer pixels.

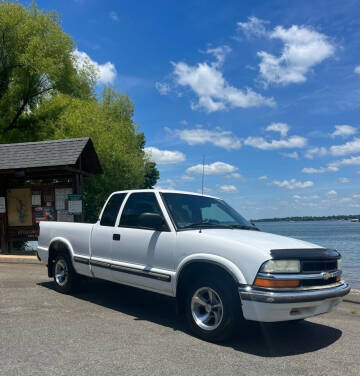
[{"left": 48, "top": 237, "right": 75, "bottom": 277}]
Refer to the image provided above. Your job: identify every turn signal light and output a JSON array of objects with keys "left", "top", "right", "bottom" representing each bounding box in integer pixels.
[
  {"left": 336, "top": 275, "right": 340, "bottom": 282},
  {"left": 254, "top": 278, "right": 300, "bottom": 288}
]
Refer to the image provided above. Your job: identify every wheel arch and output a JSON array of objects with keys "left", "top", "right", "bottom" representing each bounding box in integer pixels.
[
  {"left": 47, "top": 237, "right": 75, "bottom": 278},
  {"left": 175, "top": 254, "right": 246, "bottom": 314}
]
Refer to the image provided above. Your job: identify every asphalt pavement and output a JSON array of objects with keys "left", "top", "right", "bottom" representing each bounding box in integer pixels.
[{"left": 0, "top": 263, "right": 359, "bottom": 376}]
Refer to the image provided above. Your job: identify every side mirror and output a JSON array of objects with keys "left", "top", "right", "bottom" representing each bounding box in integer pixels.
[
  {"left": 138, "top": 212, "right": 165, "bottom": 230},
  {"left": 250, "top": 220, "right": 260, "bottom": 231}
]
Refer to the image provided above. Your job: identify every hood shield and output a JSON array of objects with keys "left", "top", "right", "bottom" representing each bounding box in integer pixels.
[{"left": 270, "top": 248, "right": 340, "bottom": 259}]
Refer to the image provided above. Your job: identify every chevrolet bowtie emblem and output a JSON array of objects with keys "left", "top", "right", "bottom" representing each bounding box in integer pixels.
[{"left": 322, "top": 272, "right": 335, "bottom": 280}]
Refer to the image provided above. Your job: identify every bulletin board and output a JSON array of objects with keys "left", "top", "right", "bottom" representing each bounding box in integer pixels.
[{"left": 7, "top": 188, "right": 33, "bottom": 227}]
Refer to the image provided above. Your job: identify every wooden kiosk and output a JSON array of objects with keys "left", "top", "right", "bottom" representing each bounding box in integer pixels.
[{"left": 0, "top": 137, "right": 102, "bottom": 252}]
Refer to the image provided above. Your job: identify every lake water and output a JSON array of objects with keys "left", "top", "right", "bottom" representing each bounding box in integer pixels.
[{"left": 257, "top": 221, "right": 360, "bottom": 289}]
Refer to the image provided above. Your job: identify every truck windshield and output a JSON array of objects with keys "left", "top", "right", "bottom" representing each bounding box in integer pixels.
[{"left": 162, "top": 193, "right": 254, "bottom": 230}]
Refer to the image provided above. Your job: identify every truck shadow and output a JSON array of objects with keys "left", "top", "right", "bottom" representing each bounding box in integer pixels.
[{"left": 38, "top": 278, "right": 342, "bottom": 357}]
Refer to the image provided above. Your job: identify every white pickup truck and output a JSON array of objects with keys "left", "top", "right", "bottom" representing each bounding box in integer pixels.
[{"left": 37, "top": 189, "right": 350, "bottom": 341}]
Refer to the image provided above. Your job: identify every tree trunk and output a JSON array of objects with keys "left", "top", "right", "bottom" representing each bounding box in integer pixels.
[{"left": 4, "top": 98, "right": 28, "bottom": 132}]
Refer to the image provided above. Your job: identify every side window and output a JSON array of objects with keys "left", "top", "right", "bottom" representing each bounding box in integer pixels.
[
  {"left": 100, "top": 193, "right": 126, "bottom": 227},
  {"left": 119, "top": 192, "right": 163, "bottom": 228}
]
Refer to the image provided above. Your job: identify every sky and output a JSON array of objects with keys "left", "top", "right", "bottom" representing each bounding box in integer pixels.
[{"left": 24, "top": 0, "right": 359, "bottom": 219}]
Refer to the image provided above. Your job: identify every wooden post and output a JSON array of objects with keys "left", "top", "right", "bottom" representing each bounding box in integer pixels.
[
  {"left": 0, "top": 177, "right": 8, "bottom": 252},
  {"left": 71, "top": 172, "right": 83, "bottom": 223}
]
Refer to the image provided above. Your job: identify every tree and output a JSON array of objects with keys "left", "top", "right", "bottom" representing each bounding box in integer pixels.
[
  {"left": 42, "top": 88, "right": 159, "bottom": 221},
  {"left": 0, "top": 1, "right": 95, "bottom": 142},
  {"left": 143, "top": 161, "right": 160, "bottom": 189}
]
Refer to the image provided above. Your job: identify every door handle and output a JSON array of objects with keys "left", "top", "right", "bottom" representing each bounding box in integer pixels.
[{"left": 113, "top": 234, "right": 121, "bottom": 241}]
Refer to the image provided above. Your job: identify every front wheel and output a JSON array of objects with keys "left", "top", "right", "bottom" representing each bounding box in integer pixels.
[
  {"left": 185, "top": 277, "right": 242, "bottom": 342},
  {"left": 53, "top": 253, "right": 77, "bottom": 293}
]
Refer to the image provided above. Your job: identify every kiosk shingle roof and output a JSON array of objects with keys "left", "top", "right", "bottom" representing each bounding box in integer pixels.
[{"left": 0, "top": 138, "right": 102, "bottom": 173}]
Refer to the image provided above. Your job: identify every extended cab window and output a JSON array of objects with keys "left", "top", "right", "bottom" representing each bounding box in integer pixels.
[
  {"left": 119, "top": 192, "right": 164, "bottom": 228},
  {"left": 100, "top": 193, "right": 126, "bottom": 226}
]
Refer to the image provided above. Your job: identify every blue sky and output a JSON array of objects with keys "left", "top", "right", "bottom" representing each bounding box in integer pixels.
[{"left": 27, "top": 0, "right": 359, "bottom": 218}]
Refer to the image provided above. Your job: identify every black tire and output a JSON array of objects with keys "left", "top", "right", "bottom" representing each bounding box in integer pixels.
[
  {"left": 52, "top": 252, "right": 77, "bottom": 294},
  {"left": 185, "top": 276, "right": 242, "bottom": 342},
  {"left": 285, "top": 319, "right": 305, "bottom": 324}
]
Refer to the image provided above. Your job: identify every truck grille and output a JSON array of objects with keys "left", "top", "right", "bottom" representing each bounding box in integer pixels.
[
  {"left": 300, "top": 277, "right": 337, "bottom": 287},
  {"left": 300, "top": 258, "right": 339, "bottom": 287},
  {"left": 301, "top": 259, "right": 337, "bottom": 273}
]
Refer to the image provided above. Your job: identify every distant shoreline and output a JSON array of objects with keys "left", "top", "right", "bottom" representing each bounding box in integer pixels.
[{"left": 253, "top": 215, "right": 360, "bottom": 222}]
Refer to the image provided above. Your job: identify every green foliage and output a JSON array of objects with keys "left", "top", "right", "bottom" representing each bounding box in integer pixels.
[
  {"left": 143, "top": 161, "right": 160, "bottom": 189},
  {"left": 41, "top": 88, "right": 159, "bottom": 221},
  {"left": 0, "top": 1, "right": 95, "bottom": 142}
]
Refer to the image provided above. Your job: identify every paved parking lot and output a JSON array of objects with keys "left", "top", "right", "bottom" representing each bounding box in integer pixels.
[{"left": 1, "top": 263, "right": 359, "bottom": 376}]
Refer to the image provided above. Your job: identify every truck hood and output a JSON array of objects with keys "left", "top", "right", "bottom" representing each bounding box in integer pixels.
[
  {"left": 212, "top": 228, "right": 320, "bottom": 250},
  {"left": 179, "top": 228, "right": 323, "bottom": 256}
]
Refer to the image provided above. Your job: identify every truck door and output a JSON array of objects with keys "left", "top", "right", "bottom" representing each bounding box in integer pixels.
[
  {"left": 90, "top": 193, "right": 127, "bottom": 281},
  {"left": 111, "top": 191, "right": 176, "bottom": 295}
]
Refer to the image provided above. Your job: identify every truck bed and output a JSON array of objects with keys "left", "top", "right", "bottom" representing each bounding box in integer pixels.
[{"left": 37, "top": 221, "right": 94, "bottom": 264}]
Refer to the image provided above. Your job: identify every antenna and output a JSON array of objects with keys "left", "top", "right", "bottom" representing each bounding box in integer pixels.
[{"left": 201, "top": 155, "right": 205, "bottom": 195}]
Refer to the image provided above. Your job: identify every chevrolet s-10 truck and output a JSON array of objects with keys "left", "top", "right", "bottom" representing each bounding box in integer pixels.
[{"left": 37, "top": 189, "right": 350, "bottom": 341}]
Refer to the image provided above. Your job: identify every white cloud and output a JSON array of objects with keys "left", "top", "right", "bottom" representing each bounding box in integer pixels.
[
  {"left": 302, "top": 166, "right": 338, "bottom": 174},
  {"left": 281, "top": 151, "right": 299, "bottom": 159},
  {"left": 237, "top": 17, "right": 268, "bottom": 38},
  {"left": 270, "top": 179, "right": 314, "bottom": 189},
  {"left": 293, "top": 194, "right": 320, "bottom": 200},
  {"left": 257, "top": 25, "right": 335, "bottom": 86},
  {"left": 329, "top": 155, "right": 360, "bottom": 168},
  {"left": 172, "top": 47, "right": 275, "bottom": 112},
  {"left": 169, "top": 127, "right": 241, "bottom": 150},
  {"left": 155, "top": 179, "right": 176, "bottom": 190},
  {"left": 228, "top": 172, "right": 243, "bottom": 179},
  {"left": 329, "top": 138, "right": 360, "bottom": 156},
  {"left": 339, "top": 197, "right": 352, "bottom": 203},
  {"left": 266, "top": 122, "right": 289, "bottom": 137},
  {"left": 304, "top": 147, "right": 328, "bottom": 159},
  {"left": 258, "top": 175, "right": 268, "bottom": 180},
  {"left": 355, "top": 66, "right": 360, "bottom": 75},
  {"left": 331, "top": 125, "right": 357, "bottom": 138},
  {"left": 109, "top": 11, "right": 119, "bottom": 21},
  {"left": 206, "top": 45, "right": 231, "bottom": 66},
  {"left": 186, "top": 161, "right": 237, "bottom": 175},
  {"left": 144, "top": 147, "right": 186, "bottom": 164},
  {"left": 73, "top": 49, "right": 117, "bottom": 84},
  {"left": 155, "top": 82, "right": 171, "bottom": 95},
  {"left": 244, "top": 135, "right": 307, "bottom": 150},
  {"left": 303, "top": 155, "right": 360, "bottom": 173},
  {"left": 219, "top": 185, "right": 238, "bottom": 193},
  {"left": 327, "top": 190, "right": 337, "bottom": 197},
  {"left": 181, "top": 175, "right": 195, "bottom": 181},
  {"left": 338, "top": 177, "right": 350, "bottom": 183}
]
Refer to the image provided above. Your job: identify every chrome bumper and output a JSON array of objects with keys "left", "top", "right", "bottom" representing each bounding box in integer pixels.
[{"left": 238, "top": 282, "right": 351, "bottom": 304}]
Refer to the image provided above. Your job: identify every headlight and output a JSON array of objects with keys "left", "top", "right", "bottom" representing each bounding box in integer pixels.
[
  {"left": 260, "top": 259, "right": 300, "bottom": 273},
  {"left": 337, "top": 258, "right": 342, "bottom": 271}
]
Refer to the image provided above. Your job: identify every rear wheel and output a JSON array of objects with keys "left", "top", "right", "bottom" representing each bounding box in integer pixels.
[
  {"left": 53, "top": 253, "right": 77, "bottom": 293},
  {"left": 185, "top": 276, "right": 242, "bottom": 342}
]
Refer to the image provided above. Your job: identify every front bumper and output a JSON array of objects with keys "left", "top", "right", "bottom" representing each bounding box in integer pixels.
[{"left": 238, "top": 282, "right": 350, "bottom": 322}]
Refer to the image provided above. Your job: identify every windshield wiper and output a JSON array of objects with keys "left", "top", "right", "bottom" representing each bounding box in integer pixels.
[
  {"left": 181, "top": 222, "right": 226, "bottom": 229},
  {"left": 227, "top": 224, "right": 259, "bottom": 231}
]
